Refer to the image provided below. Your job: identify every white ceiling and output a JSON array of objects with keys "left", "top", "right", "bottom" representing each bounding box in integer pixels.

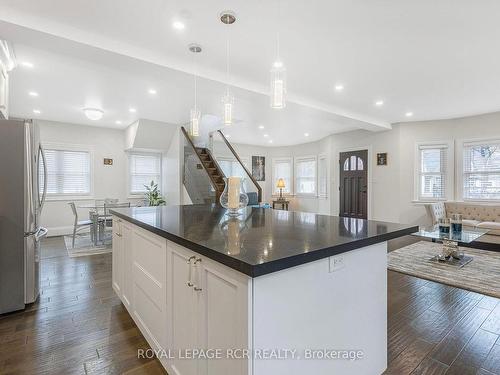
[{"left": 1, "top": 0, "right": 500, "bottom": 145}]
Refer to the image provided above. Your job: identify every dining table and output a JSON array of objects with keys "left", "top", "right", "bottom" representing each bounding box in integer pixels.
[{"left": 78, "top": 202, "right": 132, "bottom": 246}]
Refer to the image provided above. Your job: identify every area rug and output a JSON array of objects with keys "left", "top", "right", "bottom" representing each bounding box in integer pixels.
[
  {"left": 388, "top": 241, "right": 500, "bottom": 298},
  {"left": 64, "top": 233, "right": 112, "bottom": 257}
]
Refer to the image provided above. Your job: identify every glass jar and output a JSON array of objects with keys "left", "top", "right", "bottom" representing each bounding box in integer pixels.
[
  {"left": 219, "top": 177, "right": 249, "bottom": 217},
  {"left": 438, "top": 218, "right": 450, "bottom": 234},
  {"left": 450, "top": 213, "right": 463, "bottom": 233}
]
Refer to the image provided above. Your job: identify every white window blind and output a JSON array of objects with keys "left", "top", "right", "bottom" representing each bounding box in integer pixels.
[
  {"left": 463, "top": 141, "right": 500, "bottom": 200},
  {"left": 318, "top": 156, "right": 328, "bottom": 198},
  {"left": 42, "top": 149, "right": 91, "bottom": 196},
  {"left": 129, "top": 153, "right": 162, "bottom": 194},
  {"left": 218, "top": 157, "right": 249, "bottom": 179},
  {"left": 272, "top": 158, "right": 292, "bottom": 194},
  {"left": 295, "top": 157, "right": 317, "bottom": 195},
  {"left": 418, "top": 145, "right": 448, "bottom": 200}
]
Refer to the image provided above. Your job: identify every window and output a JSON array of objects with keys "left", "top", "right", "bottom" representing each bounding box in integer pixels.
[
  {"left": 318, "top": 155, "right": 328, "bottom": 198},
  {"left": 272, "top": 158, "right": 292, "bottom": 194},
  {"left": 218, "top": 156, "right": 249, "bottom": 179},
  {"left": 417, "top": 144, "right": 449, "bottom": 200},
  {"left": 295, "top": 156, "right": 317, "bottom": 195},
  {"left": 41, "top": 148, "right": 91, "bottom": 196},
  {"left": 463, "top": 141, "right": 500, "bottom": 200},
  {"left": 129, "top": 152, "right": 162, "bottom": 195}
]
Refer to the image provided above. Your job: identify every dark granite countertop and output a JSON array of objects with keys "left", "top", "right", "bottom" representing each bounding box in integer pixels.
[{"left": 110, "top": 205, "right": 418, "bottom": 277}]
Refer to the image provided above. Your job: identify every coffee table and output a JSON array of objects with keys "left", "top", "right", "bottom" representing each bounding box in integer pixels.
[{"left": 412, "top": 225, "right": 489, "bottom": 267}]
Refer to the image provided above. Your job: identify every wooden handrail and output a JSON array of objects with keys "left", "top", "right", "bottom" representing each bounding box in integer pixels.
[
  {"left": 180, "top": 127, "right": 223, "bottom": 201},
  {"left": 216, "top": 130, "right": 263, "bottom": 203}
]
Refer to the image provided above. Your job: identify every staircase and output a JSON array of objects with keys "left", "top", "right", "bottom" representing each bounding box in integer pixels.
[{"left": 195, "top": 147, "right": 226, "bottom": 200}]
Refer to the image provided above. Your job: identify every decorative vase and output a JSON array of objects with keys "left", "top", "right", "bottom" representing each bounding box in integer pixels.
[{"left": 219, "top": 177, "right": 249, "bottom": 217}]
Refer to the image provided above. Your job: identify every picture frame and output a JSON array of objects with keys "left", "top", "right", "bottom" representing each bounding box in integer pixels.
[{"left": 377, "top": 153, "right": 387, "bottom": 166}]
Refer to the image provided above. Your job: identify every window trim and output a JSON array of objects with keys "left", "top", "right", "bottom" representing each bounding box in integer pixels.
[
  {"left": 413, "top": 140, "right": 454, "bottom": 202},
  {"left": 318, "top": 154, "right": 328, "bottom": 199},
  {"left": 43, "top": 142, "right": 94, "bottom": 200},
  {"left": 294, "top": 155, "right": 317, "bottom": 197},
  {"left": 271, "top": 157, "right": 293, "bottom": 196},
  {"left": 127, "top": 151, "right": 163, "bottom": 197},
  {"left": 458, "top": 138, "right": 500, "bottom": 202}
]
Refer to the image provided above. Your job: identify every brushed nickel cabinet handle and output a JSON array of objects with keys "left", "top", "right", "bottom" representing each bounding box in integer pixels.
[
  {"left": 187, "top": 256, "right": 196, "bottom": 287},
  {"left": 193, "top": 258, "right": 202, "bottom": 291}
]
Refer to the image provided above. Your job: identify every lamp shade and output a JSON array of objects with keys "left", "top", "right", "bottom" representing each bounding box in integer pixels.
[{"left": 276, "top": 178, "right": 286, "bottom": 189}]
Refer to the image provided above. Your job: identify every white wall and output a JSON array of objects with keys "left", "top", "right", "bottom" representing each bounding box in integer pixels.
[{"left": 39, "top": 119, "right": 179, "bottom": 236}]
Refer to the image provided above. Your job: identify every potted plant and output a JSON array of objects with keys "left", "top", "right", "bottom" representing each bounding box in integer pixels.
[{"left": 144, "top": 181, "right": 166, "bottom": 206}]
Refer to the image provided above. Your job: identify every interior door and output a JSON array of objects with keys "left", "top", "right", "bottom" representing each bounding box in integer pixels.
[{"left": 339, "top": 150, "right": 368, "bottom": 219}]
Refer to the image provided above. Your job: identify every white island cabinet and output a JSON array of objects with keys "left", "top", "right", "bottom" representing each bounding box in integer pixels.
[
  {"left": 112, "top": 214, "right": 391, "bottom": 375},
  {"left": 112, "top": 216, "right": 251, "bottom": 375}
]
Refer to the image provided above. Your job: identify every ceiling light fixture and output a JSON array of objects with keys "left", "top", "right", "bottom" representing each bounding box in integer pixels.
[
  {"left": 33, "top": 109, "right": 41, "bottom": 114},
  {"left": 220, "top": 11, "right": 236, "bottom": 126},
  {"left": 172, "top": 21, "right": 185, "bottom": 30},
  {"left": 189, "top": 43, "right": 202, "bottom": 137},
  {"left": 129, "top": 107, "right": 137, "bottom": 113},
  {"left": 304, "top": 133, "right": 309, "bottom": 137},
  {"left": 115, "top": 120, "right": 122, "bottom": 125},
  {"left": 83, "top": 107, "right": 104, "bottom": 121},
  {"left": 270, "top": 1, "right": 286, "bottom": 109},
  {"left": 263, "top": 134, "right": 269, "bottom": 137},
  {"left": 375, "top": 100, "right": 384, "bottom": 106},
  {"left": 268, "top": 140, "right": 274, "bottom": 144},
  {"left": 405, "top": 112, "right": 413, "bottom": 117},
  {"left": 21, "top": 61, "right": 34, "bottom": 68},
  {"left": 334, "top": 84, "right": 344, "bottom": 92},
  {"left": 258, "top": 125, "right": 265, "bottom": 129},
  {"left": 148, "top": 89, "right": 157, "bottom": 95},
  {"left": 29, "top": 91, "right": 39, "bottom": 97}
]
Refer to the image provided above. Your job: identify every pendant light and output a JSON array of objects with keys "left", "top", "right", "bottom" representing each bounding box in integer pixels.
[
  {"left": 188, "top": 43, "right": 202, "bottom": 137},
  {"left": 270, "top": 1, "right": 286, "bottom": 109},
  {"left": 220, "top": 11, "right": 236, "bottom": 126}
]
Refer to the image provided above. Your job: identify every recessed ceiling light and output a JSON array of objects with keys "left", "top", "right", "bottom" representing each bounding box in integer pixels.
[
  {"left": 129, "top": 108, "right": 137, "bottom": 113},
  {"left": 115, "top": 120, "right": 122, "bottom": 125},
  {"left": 304, "top": 133, "right": 309, "bottom": 137},
  {"left": 258, "top": 125, "right": 265, "bottom": 129},
  {"left": 268, "top": 140, "right": 273, "bottom": 144},
  {"left": 405, "top": 112, "right": 413, "bottom": 117},
  {"left": 33, "top": 109, "right": 41, "bottom": 114},
  {"left": 375, "top": 100, "right": 384, "bottom": 106},
  {"left": 334, "top": 84, "right": 344, "bottom": 91},
  {"left": 21, "top": 61, "right": 34, "bottom": 68},
  {"left": 83, "top": 108, "right": 104, "bottom": 121},
  {"left": 263, "top": 134, "right": 269, "bottom": 137},
  {"left": 29, "top": 91, "right": 39, "bottom": 97},
  {"left": 172, "top": 21, "right": 185, "bottom": 30},
  {"left": 148, "top": 89, "right": 157, "bottom": 95}
]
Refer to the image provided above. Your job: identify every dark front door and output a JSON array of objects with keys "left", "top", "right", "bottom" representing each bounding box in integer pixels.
[{"left": 339, "top": 150, "right": 368, "bottom": 219}]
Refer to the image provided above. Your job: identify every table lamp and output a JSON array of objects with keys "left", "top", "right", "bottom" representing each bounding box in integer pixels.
[{"left": 276, "top": 178, "right": 286, "bottom": 200}]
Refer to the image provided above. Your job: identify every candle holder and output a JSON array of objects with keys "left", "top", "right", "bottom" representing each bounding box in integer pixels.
[{"left": 219, "top": 177, "right": 249, "bottom": 217}]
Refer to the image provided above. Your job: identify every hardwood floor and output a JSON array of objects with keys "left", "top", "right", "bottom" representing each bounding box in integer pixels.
[{"left": 0, "top": 237, "right": 499, "bottom": 374}]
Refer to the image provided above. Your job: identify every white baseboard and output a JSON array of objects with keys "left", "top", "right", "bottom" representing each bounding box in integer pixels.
[{"left": 45, "top": 226, "right": 90, "bottom": 237}]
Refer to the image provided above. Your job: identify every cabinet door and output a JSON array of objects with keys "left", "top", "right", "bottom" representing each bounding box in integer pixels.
[
  {"left": 111, "top": 217, "right": 123, "bottom": 297},
  {"left": 121, "top": 221, "right": 134, "bottom": 311},
  {"left": 168, "top": 243, "right": 199, "bottom": 375},
  {"left": 197, "top": 256, "right": 251, "bottom": 375}
]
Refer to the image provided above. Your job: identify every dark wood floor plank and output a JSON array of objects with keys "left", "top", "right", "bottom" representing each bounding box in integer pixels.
[
  {"left": 430, "top": 306, "right": 491, "bottom": 365},
  {"left": 482, "top": 344, "right": 500, "bottom": 374},
  {"left": 449, "top": 328, "right": 498, "bottom": 371},
  {"left": 385, "top": 338, "right": 435, "bottom": 375},
  {"left": 409, "top": 357, "right": 448, "bottom": 375},
  {"left": 482, "top": 304, "right": 500, "bottom": 335}
]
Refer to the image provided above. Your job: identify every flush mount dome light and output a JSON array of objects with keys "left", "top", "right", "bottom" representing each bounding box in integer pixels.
[{"left": 83, "top": 107, "right": 104, "bottom": 121}]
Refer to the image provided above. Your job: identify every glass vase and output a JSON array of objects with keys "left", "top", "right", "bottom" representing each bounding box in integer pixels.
[{"left": 219, "top": 177, "right": 249, "bottom": 217}]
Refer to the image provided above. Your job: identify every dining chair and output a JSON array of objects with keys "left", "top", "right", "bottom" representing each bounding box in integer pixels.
[
  {"left": 101, "top": 202, "right": 131, "bottom": 244},
  {"left": 68, "top": 202, "right": 95, "bottom": 248}
]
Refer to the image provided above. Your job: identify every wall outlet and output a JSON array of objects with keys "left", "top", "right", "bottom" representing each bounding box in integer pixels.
[{"left": 329, "top": 255, "right": 345, "bottom": 272}]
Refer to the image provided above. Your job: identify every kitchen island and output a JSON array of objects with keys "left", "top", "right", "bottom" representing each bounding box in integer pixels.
[{"left": 110, "top": 205, "right": 417, "bottom": 375}]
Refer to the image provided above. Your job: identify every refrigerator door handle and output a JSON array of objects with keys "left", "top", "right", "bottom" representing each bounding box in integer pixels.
[
  {"left": 35, "top": 227, "right": 48, "bottom": 241},
  {"left": 38, "top": 144, "right": 48, "bottom": 211}
]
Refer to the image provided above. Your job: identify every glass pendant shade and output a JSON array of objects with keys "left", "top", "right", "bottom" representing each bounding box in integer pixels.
[
  {"left": 190, "top": 108, "right": 201, "bottom": 137},
  {"left": 270, "top": 62, "right": 286, "bottom": 109},
  {"left": 222, "top": 91, "right": 234, "bottom": 125}
]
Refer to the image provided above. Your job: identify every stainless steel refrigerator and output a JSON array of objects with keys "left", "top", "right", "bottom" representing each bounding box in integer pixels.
[{"left": 0, "top": 119, "right": 47, "bottom": 314}]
